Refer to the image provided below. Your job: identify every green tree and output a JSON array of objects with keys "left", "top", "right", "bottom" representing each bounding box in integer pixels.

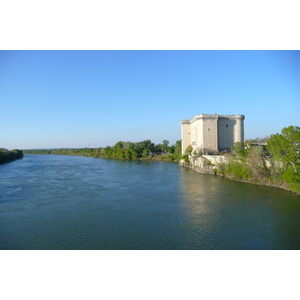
[
  {"left": 136, "top": 140, "right": 154, "bottom": 156},
  {"left": 267, "top": 126, "right": 300, "bottom": 174},
  {"left": 185, "top": 144, "right": 193, "bottom": 155},
  {"left": 0, "top": 148, "right": 23, "bottom": 164},
  {"left": 104, "top": 146, "right": 113, "bottom": 158},
  {"left": 230, "top": 142, "right": 246, "bottom": 160},
  {"left": 142, "top": 148, "right": 149, "bottom": 158},
  {"left": 130, "top": 148, "right": 139, "bottom": 159},
  {"left": 171, "top": 140, "right": 182, "bottom": 160},
  {"left": 226, "top": 160, "right": 251, "bottom": 179},
  {"left": 161, "top": 140, "right": 169, "bottom": 153},
  {"left": 153, "top": 143, "right": 163, "bottom": 154},
  {"left": 115, "top": 141, "right": 124, "bottom": 150}
]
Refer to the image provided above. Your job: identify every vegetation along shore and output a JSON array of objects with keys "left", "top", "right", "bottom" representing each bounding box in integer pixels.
[
  {"left": 0, "top": 148, "right": 23, "bottom": 164},
  {"left": 182, "top": 126, "right": 300, "bottom": 195},
  {"left": 22, "top": 126, "right": 300, "bottom": 195},
  {"left": 23, "top": 140, "right": 183, "bottom": 162}
]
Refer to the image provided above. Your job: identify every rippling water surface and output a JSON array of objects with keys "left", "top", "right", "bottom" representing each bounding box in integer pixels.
[{"left": 1, "top": 154, "right": 300, "bottom": 249}]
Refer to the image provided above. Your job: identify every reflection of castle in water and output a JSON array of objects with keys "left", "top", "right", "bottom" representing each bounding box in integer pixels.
[
  {"left": 178, "top": 167, "right": 221, "bottom": 249},
  {"left": 181, "top": 113, "right": 245, "bottom": 154}
]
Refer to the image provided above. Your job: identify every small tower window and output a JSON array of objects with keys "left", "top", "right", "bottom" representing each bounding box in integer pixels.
[{"left": 226, "top": 124, "right": 228, "bottom": 127}]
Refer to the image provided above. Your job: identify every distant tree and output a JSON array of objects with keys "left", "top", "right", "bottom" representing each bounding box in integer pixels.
[
  {"left": 0, "top": 148, "right": 23, "bottom": 164},
  {"left": 104, "top": 146, "right": 113, "bottom": 158},
  {"left": 142, "top": 148, "right": 149, "bottom": 158},
  {"left": 123, "top": 142, "right": 134, "bottom": 149},
  {"left": 137, "top": 140, "right": 155, "bottom": 154},
  {"left": 168, "top": 145, "right": 175, "bottom": 154},
  {"left": 161, "top": 140, "right": 169, "bottom": 153},
  {"left": 115, "top": 141, "right": 124, "bottom": 149},
  {"left": 262, "top": 136, "right": 270, "bottom": 143},
  {"left": 153, "top": 143, "right": 163, "bottom": 154}
]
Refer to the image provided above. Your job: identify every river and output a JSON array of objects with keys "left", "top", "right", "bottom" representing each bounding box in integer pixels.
[{"left": 1, "top": 154, "right": 299, "bottom": 250}]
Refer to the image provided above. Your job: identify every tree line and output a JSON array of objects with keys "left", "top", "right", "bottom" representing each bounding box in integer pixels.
[
  {"left": 0, "top": 148, "right": 24, "bottom": 164},
  {"left": 22, "top": 126, "right": 300, "bottom": 193},
  {"left": 23, "top": 140, "right": 183, "bottom": 161}
]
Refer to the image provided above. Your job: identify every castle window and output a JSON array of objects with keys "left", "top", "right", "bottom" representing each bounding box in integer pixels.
[
  {"left": 226, "top": 125, "right": 228, "bottom": 127},
  {"left": 208, "top": 128, "right": 210, "bottom": 131}
]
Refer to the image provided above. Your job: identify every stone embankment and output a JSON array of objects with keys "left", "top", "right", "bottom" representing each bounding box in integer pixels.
[
  {"left": 179, "top": 155, "right": 299, "bottom": 195},
  {"left": 179, "top": 154, "right": 272, "bottom": 175},
  {"left": 179, "top": 155, "right": 225, "bottom": 175}
]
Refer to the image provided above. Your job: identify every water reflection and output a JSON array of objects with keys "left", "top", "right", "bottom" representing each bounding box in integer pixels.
[{"left": 179, "top": 167, "right": 300, "bottom": 249}]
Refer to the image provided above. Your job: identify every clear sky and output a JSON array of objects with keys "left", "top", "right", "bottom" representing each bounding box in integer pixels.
[{"left": 1, "top": 50, "right": 299, "bottom": 149}]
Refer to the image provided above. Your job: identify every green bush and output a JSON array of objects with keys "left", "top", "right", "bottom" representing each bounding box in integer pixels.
[
  {"left": 185, "top": 144, "right": 193, "bottom": 155},
  {"left": 182, "top": 154, "right": 189, "bottom": 163},
  {"left": 226, "top": 161, "right": 251, "bottom": 179}
]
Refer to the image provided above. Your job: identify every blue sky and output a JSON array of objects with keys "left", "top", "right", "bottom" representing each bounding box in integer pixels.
[{"left": 1, "top": 50, "right": 299, "bottom": 149}]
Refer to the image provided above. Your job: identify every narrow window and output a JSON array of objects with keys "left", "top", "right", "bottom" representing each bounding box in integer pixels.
[{"left": 226, "top": 124, "right": 228, "bottom": 127}]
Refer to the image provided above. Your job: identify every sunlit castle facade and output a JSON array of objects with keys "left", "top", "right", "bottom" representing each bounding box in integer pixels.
[{"left": 181, "top": 113, "right": 245, "bottom": 154}]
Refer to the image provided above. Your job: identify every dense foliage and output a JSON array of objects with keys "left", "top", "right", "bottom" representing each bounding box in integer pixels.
[
  {"left": 23, "top": 149, "right": 52, "bottom": 154},
  {"left": 0, "top": 148, "right": 23, "bottom": 164},
  {"left": 23, "top": 140, "right": 183, "bottom": 162},
  {"left": 216, "top": 126, "right": 300, "bottom": 194}
]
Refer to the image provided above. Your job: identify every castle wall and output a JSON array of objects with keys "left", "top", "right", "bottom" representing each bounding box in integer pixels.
[
  {"left": 218, "top": 117, "right": 236, "bottom": 151},
  {"left": 201, "top": 114, "right": 218, "bottom": 151},
  {"left": 190, "top": 120, "right": 197, "bottom": 149},
  {"left": 233, "top": 115, "right": 244, "bottom": 144},
  {"left": 181, "top": 113, "right": 245, "bottom": 154}
]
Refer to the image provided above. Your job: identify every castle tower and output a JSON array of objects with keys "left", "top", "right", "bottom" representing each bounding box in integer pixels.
[
  {"left": 181, "top": 114, "right": 245, "bottom": 154},
  {"left": 180, "top": 119, "right": 191, "bottom": 155}
]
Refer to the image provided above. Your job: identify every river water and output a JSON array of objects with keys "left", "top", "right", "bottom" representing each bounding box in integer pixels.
[{"left": 1, "top": 154, "right": 299, "bottom": 250}]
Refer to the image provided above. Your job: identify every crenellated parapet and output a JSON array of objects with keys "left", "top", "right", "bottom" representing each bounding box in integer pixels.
[
  {"left": 180, "top": 120, "right": 190, "bottom": 125},
  {"left": 184, "top": 114, "right": 245, "bottom": 124},
  {"left": 218, "top": 114, "right": 245, "bottom": 120},
  {"left": 180, "top": 113, "right": 245, "bottom": 154},
  {"left": 188, "top": 113, "right": 217, "bottom": 124}
]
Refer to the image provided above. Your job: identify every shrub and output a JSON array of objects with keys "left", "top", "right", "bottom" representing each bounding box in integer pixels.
[
  {"left": 182, "top": 154, "right": 190, "bottom": 163},
  {"left": 226, "top": 161, "right": 251, "bottom": 179}
]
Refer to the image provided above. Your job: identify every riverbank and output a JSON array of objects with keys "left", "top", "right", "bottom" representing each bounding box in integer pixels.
[
  {"left": 23, "top": 148, "right": 180, "bottom": 162},
  {"left": 23, "top": 139, "right": 182, "bottom": 161},
  {"left": 179, "top": 156, "right": 300, "bottom": 196},
  {"left": 0, "top": 148, "right": 23, "bottom": 164},
  {"left": 98, "top": 154, "right": 178, "bottom": 162},
  {"left": 25, "top": 152, "right": 179, "bottom": 163}
]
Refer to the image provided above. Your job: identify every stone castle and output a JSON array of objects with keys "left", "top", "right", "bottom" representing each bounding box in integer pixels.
[{"left": 181, "top": 113, "right": 245, "bottom": 154}]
